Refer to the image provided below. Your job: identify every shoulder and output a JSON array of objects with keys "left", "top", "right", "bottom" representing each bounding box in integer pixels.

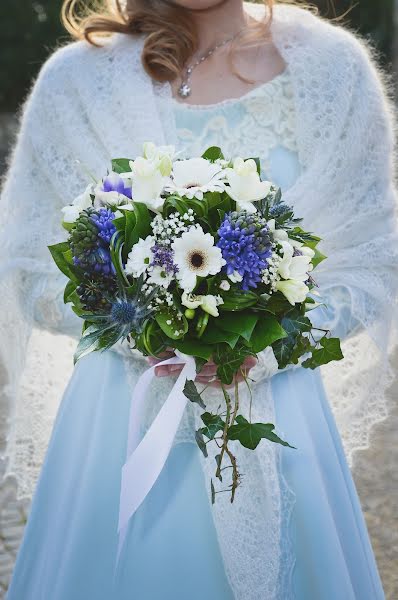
[{"left": 22, "top": 33, "right": 144, "bottom": 108}]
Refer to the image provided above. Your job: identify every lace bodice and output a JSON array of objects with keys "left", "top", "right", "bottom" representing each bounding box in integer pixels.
[{"left": 171, "top": 67, "right": 301, "bottom": 188}]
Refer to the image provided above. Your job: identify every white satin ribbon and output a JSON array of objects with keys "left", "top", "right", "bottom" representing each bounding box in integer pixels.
[{"left": 114, "top": 350, "right": 197, "bottom": 572}]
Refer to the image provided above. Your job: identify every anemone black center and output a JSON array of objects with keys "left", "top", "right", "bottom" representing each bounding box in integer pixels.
[{"left": 190, "top": 252, "right": 204, "bottom": 268}]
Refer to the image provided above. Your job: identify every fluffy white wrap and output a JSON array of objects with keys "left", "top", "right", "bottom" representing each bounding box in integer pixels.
[{"left": 0, "top": 3, "right": 397, "bottom": 598}]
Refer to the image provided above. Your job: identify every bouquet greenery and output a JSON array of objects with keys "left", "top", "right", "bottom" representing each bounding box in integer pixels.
[{"left": 49, "top": 143, "right": 343, "bottom": 501}]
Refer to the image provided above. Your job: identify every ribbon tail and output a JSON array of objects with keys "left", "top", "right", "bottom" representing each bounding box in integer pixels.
[{"left": 114, "top": 353, "right": 196, "bottom": 575}]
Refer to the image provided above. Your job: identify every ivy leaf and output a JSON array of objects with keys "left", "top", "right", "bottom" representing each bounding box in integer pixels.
[
  {"left": 290, "top": 335, "right": 312, "bottom": 364},
  {"left": 281, "top": 309, "right": 312, "bottom": 336},
  {"left": 219, "top": 289, "right": 258, "bottom": 311},
  {"left": 200, "top": 412, "right": 225, "bottom": 440},
  {"left": 195, "top": 429, "right": 208, "bottom": 458},
  {"left": 250, "top": 315, "right": 287, "bottom": 352},
  {"left": 200, "top": 326, "right": 240, "bottom": 348},
  {"left": 216, "top": 312, "right": 258, "bottom": 341},
  {"left": 228, "top": 415, "right": 295, "bottom": 450},
  {"left": 272, "top": 334, "right": 297, "bottom": 369},
  {"left": 302, "top": 337, "right": 344, "bottom": 369},
  {"left": 183, "top": 380, "right": 206, "bottom": 410},
  {"left": 173, "top": 339, "right": 213, "bottom": 361},
  {"left": 215, "top": 454, "right": 223, "bottom": 481},
  {"left": 213, "top": 343, "right": 253, "bottom": 385},
  {"left": 195, "top": 357, "right": 208, "bottom": 374}
]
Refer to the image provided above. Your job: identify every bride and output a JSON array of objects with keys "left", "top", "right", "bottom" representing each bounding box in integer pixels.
[{"left": 2, "top": 1, "right": 397, "bottom": 598}]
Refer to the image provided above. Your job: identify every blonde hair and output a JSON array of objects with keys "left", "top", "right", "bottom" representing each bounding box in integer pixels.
[{"left": 61, "top": 1, "right": 280, "bottom": 82}]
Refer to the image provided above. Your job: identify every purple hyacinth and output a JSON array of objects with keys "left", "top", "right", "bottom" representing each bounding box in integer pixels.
[
  {"left": 91, "top": 208, "right": 117, "bottom": 245},
  {"left": 102, "top": 172, "right": 132, "bottom": 199},
  {"left": 151, "top": 243, "right": 178, "bottom": 275},
  {"left": 216, "top": 211, "right": 273, "bottom": 290}
]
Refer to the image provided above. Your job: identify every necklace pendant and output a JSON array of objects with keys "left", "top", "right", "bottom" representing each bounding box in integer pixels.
[{"left": 178, "top": 83, "right": 191, "bottom": 98}]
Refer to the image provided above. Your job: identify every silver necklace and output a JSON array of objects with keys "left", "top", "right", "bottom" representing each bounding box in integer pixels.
[{"left": 178, "top": 31, "right": 241, "bottom": 99}]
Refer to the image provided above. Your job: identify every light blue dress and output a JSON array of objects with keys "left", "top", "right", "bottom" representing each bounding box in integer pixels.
[{"left": 6, "top": 70, "right": 385, "bottom": 599}]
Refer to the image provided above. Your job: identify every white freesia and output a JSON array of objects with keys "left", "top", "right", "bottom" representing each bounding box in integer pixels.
[
  {"left": 125, "top": 236, "right": 154, "bottom": 277},
  {"left": 142, "top": 142, "right": 176, "bottom": 173},
  {"left": 182, "top": 292, "right": 224, "bottom": 317},
  {"left": 277, "top": 241, "right": 314, "bottom": 281},
  {"left": 225, "top": 157, "right": 272, "bottom": 213},
  {"left": 288, "top": 237, "right": 316, "bottom": 258},
  {"left": 267, "top": 218, "right": 289, "bottom": 242},
  {"left": 61, "top": 183, "right": 94, "bottom": 223},
  {"left": 125, "top": 157, "right": 167, "bottom": 212},
  {"left": 172, "top": 226, "right": 225, "bottom": 292},
  {"left": 147, "top": 266, "right": 173, "bottom": 289},
  {"left": 275, "top": 279, "right": 309, "bottom": 305},
  {"left": 166, "top": 157, "right": 226, "bottom": 200}
]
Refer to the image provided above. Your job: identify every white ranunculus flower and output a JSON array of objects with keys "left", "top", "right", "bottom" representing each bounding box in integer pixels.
[
  {"left": 61, "top": 183, "right": 94, "bottom": 223},
  {"left": 147, "top": 266, "right": 173, "bottom": 289},
  {"left": 267, "top": 218, "right": 289, "bottom": 242},
  {"left": 277, "top": 241, "right": 313, "bottom": 282},
  {"left": 166, "top": 157, "right": 226, "bottom": 200},
  {"left": 224, "top": 157, "right": 273, "bottom": 213},
  {"left": 125, "top": 236, "right": 154, "bottom": 277},
  {"left": 172, "top": 226, "right": 225, "bottom": 292},
  {"left": 276, "top": 279, "right": 309, "bottom": 305},
  {"left": 127, "top": 157, "right": 167, "bottom": 212},
  {"left": 181, "top": 292, "right": 224, "bottom": 317}
]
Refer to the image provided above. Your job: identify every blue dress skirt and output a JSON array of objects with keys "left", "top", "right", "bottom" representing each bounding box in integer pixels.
[{"left": 6, "top": 304, "right": 385, "bottom": 599}]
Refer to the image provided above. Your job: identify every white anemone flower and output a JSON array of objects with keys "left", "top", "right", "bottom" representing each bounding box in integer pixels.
[
  {"left": 275, "top": 279, "right": 309, "bottom": 305},
  {"left": 182, "top": 291, "right": 224, "bottom": 317},
  {"left": 125, "top": 236, "right": 154, "bottom": 277},
  {"left": 147, "top": 266, "right": 173, "bottom": 289},
  {"left": 166, "top": 157, "right": 226, "bottom": 200},
  {"left": 172, "top": 226, "right": 225, "bottom": 292},
  {"left": 61, "top": 183, "right": 94, "bottom": 223},
  {"left": 277, "top": 241, "right": 314, "bottom": 282},
  {"left": 224, "top": 157, "right": 273, "bottom": 213}
]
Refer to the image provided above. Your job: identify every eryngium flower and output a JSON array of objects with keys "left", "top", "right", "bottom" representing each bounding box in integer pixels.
[
  {"left": 71, "top": 208, "right": 116, "bottom": 277},
  {"left": 217, "top": 211, "right": 273, "bottom": 290}
]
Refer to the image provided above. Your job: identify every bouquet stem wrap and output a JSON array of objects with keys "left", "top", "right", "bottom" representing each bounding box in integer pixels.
[{"left": 115, "top": 351, "right": 196, "bottom": 570}]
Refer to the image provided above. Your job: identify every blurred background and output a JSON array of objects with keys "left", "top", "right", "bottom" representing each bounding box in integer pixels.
[{"left": 0, "top": 0, "right": 397, "bottom": 598}]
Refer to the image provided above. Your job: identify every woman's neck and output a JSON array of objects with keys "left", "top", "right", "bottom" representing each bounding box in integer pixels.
[{"left": 190, "top": 0, "right": 250, "bottom": 53}]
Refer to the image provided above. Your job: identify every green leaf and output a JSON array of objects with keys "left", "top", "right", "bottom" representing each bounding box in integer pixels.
[
  {"left": 272, "top": 334, "right": 297, "bottom": 369},
  {"left": 228, "top": 415, "right": 295, "bottom": 450},
  {"left": 195, "top": 429, "right": 208, "bottom": 458},
  {"left": 173, "top": 339, "right": 213, "bottom": 361},
  {"left": 311, "top": 247, "right": 327, "bottom": 268},
  {"left": 200, "top": 412, "right": 225, "bottom": 440},
  {"left": 111, "top": 158, "right": 133, "bottom": 174},
  {"left": 281, "top": 309, "right": 312, "bottom": 336},
  {"left": 219, "top": 289, "right": 258, "bottom": 311},
  {"left": 215, "top": 454, "right": 223, "bottom": 481},
  {"left": 200, "top": 326, "right": 240, "bottom": 348},
  {"left": 250, "top": 315, "right": 287, "bottom": 353},
  {"left": 261, "top": 292, "right": 293, "bottom": 315},
  {"left": 155, "top": 309, "right": 188, "bottom": 340},
  {"left": 213, "top": 343, "right": 253, "bottom": 385},
  {"left": 202, "top": 146, "right": 224, "bottom": 162},
  {"left": 183, "top": 380, "right": 206, "bottom": 410},
  {"left": 290, "top": 335, "right": 312, "bottom": 364},
  {"left": 73, "top": 324, "right": 116, "bottom": 364},
  {"left": 302, "top": 337, "right": 344, "bottom": 369},
  {"left": 63, "top": 279, "right": 77, "bottom": 304},
  {"left": 216, "top": 312, "right": 258, "bottom": 341},
  {"left": 48, "top": 242, "right": 77, "bottom": 281},
  {"left": 211, "top": 479, "right": 216, "bottom": 504}
]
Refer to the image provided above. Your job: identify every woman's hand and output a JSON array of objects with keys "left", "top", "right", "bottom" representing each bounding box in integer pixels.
[{"left": 147, "top": 349, "right": 257, "bottom": 388}]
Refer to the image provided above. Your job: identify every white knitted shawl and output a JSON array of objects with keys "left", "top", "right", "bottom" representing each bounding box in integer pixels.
[{"left": 1, "top": 3, "right": 398, "bottom": 598}]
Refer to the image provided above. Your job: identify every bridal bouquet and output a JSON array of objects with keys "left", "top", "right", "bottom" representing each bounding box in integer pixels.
[{"left": 49, "top": 143, "right": 343, "bottom": 502}]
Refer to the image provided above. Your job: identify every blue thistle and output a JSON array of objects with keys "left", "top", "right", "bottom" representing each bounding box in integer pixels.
[{"left": 216, "top": 211, "right": 273, "bottom": 290}]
